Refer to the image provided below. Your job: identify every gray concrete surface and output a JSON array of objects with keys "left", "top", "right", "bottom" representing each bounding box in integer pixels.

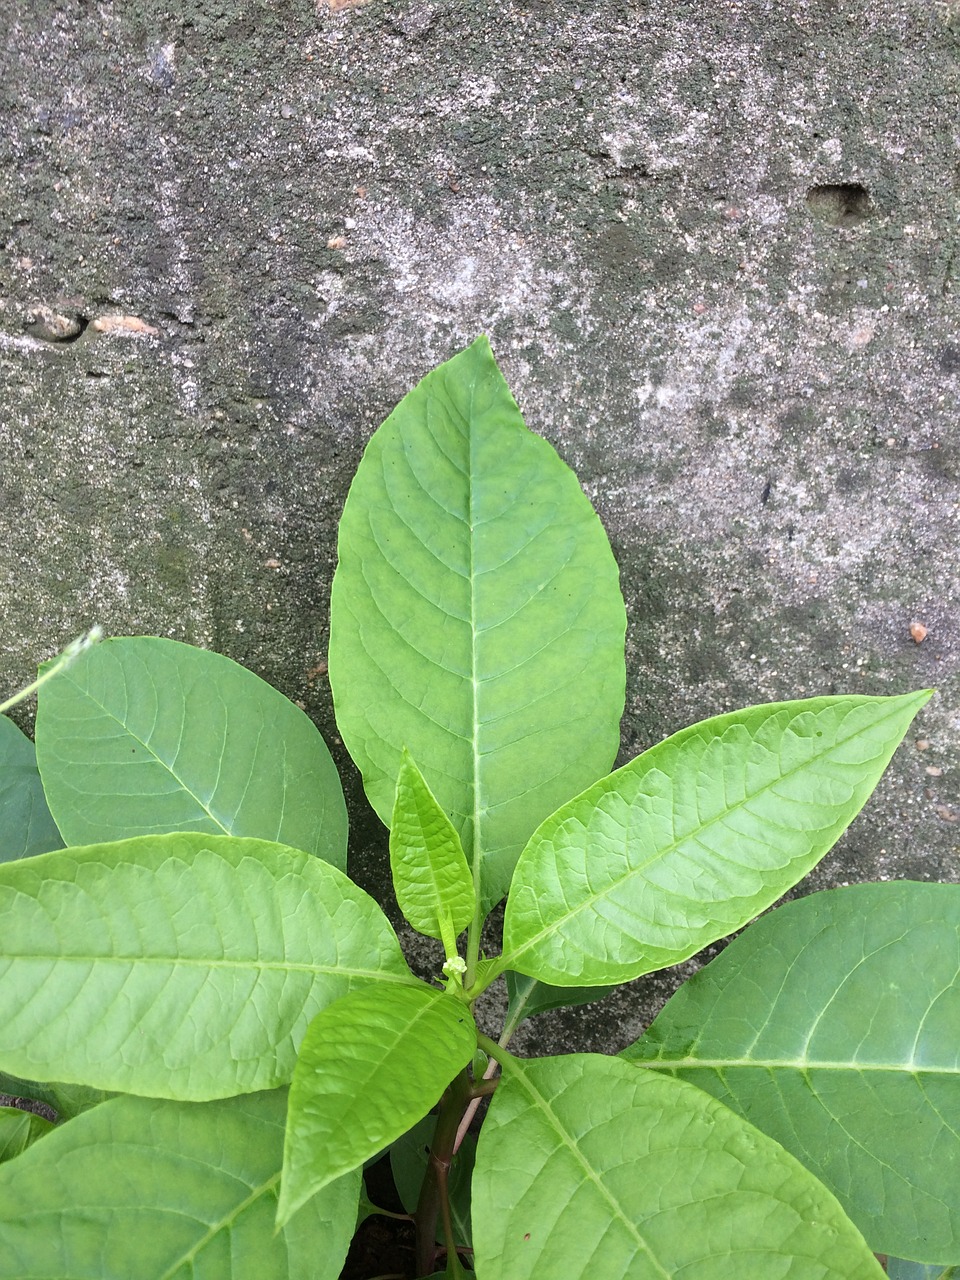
[{"left": 1, "top": 0, "right": 958, "bottom": 1048}]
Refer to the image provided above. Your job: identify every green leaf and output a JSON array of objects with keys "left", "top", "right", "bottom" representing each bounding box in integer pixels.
[
  {"left": 472, "top": 1053, "right": 884, "bottom": 1280},
  {"left": 391, "top": 749, "right": 476, "bottom": 941},
  {"left": 0, "top": 1088, "right": 359, "bottom": 1280},
  {"left": 0, "top": 1073, "right": 111, "bottom": 1121},
  {"left": 35, "top": 636, "right": 348, "bottom": 868},
  {"left": 0, "top": 832, "right": 414, "bottom": 1099},
  {"left": 329, "top": 336, "right": 626, "bottom": 911},
  {"left": 623, "top": 882, "right": 960, "bottom": 1266},
  {"left": 355, "top": 1184, "right": 382, "bottom": 1227},
  {"left": 887, "top": 1262, "right": 957, "bottom": 1280},
  {"left": 0, "top": 716, "right": 63, "bottom": 862},
  {"left": 390, "top": 1113, "right": 476, "bottom": 1247},
  {"left": 504, "top": 973, "right": 616, "bottom": 1029},
  {"left": 501, "top": 691, "right": 931, "bottom": 986},
  {"left": 279, "top": 984, "right": 476, "bottom": 1225},
  {"left": 0, "top": 1105, "right": 54, "bottom": 1163}
]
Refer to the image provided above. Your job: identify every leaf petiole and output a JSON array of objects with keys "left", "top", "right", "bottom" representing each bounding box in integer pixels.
[
  {"left": 0, "top": 627, "right": 103, "bottom": 717},
  {"left": 475, "top": 1033, "right": 513, "bottom": 1072}
]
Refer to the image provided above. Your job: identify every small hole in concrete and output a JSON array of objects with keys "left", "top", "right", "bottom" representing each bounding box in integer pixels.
[
  {"left": 23, "top": 308, "right": 89, "bottom": 343},
  {"left": 806, "top": 183, "right": 873, "bottom": 228}
]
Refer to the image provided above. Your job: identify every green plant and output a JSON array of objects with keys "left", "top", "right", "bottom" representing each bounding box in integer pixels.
[{"left": 0, "top": 337, "right": 956, "bottom": 1280}]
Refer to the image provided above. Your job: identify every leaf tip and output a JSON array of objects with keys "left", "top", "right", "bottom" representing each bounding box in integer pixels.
[{"left": 900, "top": 686, "right": 936, "bottom": 717}]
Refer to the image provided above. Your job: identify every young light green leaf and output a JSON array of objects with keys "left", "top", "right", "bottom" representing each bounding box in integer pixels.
[
  {"left": 390, "top": 1113, "right": 476, "bottom": 1247},
  {"left": 0, "top": 717, "right": 63, "bottom": 862},
  {"left": 391, "top": 749, "right": 476, "bottom": 941},
  {"left": 329, "top": 336, "right": 626, "bottom": 911},
  {"left": 472, "top": 1053, "right": 884, "bottom": 1280},
  {"left": 35, "top": 636, "right": 348, "bottom": 868},
  {"left": 624, "top": 882, "right": 960, "bottom": 1266},
  {"left": 0, "top": 1088, "right": 360, "bottom": 1280},
  {"left": 501, "top": 691, "right": 931, "bottom": 986},
  {"left": 0, "top": 1106, "right": 54, "bottom": 1164},
  {"left": 0, "top": 833, "right": 415, "bottom": 1100},
  {"left": 279, "top": 984, "right": 476, "bottom": 1226}
]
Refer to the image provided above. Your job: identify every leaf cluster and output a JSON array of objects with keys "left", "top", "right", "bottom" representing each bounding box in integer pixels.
[{"left": 0, "top": 338, "right": 956, "bottom": 1280}]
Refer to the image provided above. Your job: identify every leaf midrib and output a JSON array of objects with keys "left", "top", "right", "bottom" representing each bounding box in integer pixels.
[
  {"left": 65, "top": 680, "right": 233, "bottom": 835},
  {"left": 465, "top": 377, "right": 483, "bottom": 891},
  {"left": 639, "top": 1057, "right": 960, "bottom": 1075},
  {"left": 6, "top": 955, "right": 418, "bottom": 981},
  {"left": 502, "top": 698, "right": 916, "bottom": 968},
  {"left": 160, "top": 1170, "right": 281, "bottom": 1280},
  {"left": 505, "top": 1063, "right": 673, "bottom": 1280}
]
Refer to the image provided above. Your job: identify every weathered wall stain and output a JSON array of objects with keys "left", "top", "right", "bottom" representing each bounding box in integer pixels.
[{"left": 1, "top": 0, "right": 957, "bottom": 1047}]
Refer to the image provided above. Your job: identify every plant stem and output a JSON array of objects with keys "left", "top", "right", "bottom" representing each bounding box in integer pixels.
[
  {"left": 413, "top": 1069, "right": 472, "bottom": 1278},
  {"left": 453, "top": 1053, "right": 499, "bottom": 1155},
  {"left": 449, "top": 1034, "right": 518, "bottom": 1162},
  {"left": 438, "top": 1161, "right": 465, "bottom": 1280}
]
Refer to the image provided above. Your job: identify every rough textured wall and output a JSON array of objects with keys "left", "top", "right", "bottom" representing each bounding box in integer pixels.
[{"left": 2, "top": 0, "right": 958, "bottom": 1049}]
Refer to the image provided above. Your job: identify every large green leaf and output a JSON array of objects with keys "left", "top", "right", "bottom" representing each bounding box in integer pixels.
[
  {"left": 472, "top": 1053, "right": 884, "bottom": 1280},
  {"left": 0, "top": 716, "right": 63, "bottom": 862},
  {"left": 623, "top": 882, "right": 960, "bottom": 1266},
  {"left": 390, "top": 1113, "right": 476, "bottom": 1247},
  {"left": 501, "top": 691, "right": 930, "bottom": 986},
  {"left": 35, "top": 636, "right": 347, "bottom": 868},
  {"left": 391, "top": 749, "right": 476, "bottom": 941},
  {"left": 279, "top": 983, "right": 476, "bottom": 1225},
  {"left": 329, "top": 336, "right": 626, "bottom": 911},
  {"left": 0, "top": 833, "right": 414, "bottom": 1099},
  {"left": 0, "top": 1088, "right": 359, "bottom": 1279}
]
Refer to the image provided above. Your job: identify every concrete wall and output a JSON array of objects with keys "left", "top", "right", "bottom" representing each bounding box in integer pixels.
[{"left": 2, "top": 0, "right": 958, "bottom": 1048}]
